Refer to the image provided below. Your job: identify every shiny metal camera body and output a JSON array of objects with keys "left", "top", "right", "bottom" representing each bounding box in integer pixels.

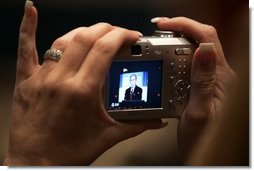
[{"left": 105, "top": 31, "right": 197, "bottom": 120}]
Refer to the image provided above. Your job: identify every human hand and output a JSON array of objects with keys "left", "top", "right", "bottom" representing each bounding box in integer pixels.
[
  {"left": 3, "top": 1, "right": 166, "bottom": 166},
  {"left": 152, "top": 17, "right": 236, "bottom": 160}
]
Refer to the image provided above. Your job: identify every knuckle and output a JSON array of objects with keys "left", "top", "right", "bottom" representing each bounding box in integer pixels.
[
  {"left": 114, "top": 27, "right": 127, "bottom": 34},
  {"left": 52, "top": 38, "right": 67, "bottom": 49},
  {"left": 177, "top": 16, "right": 189, "bottom": 22},
  {"left": 96, "top": 22, "right": 113, "bottom": 30},
  {"left": 76, "top": 26, "right": 87, "bottom": 30},
  {"left": 73, "top": 28, "right": 95, "bottom": 45},
  {"left": 204, "top": 25, "right": 218, "bottom": 37},
  {"left": 94, "top": 38, "right": 114, "bottom": 55}
]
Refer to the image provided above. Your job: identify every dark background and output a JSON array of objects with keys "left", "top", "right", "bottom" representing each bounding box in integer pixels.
[{"left": 0, "top": 0, "right": 249, "bottom": 165}]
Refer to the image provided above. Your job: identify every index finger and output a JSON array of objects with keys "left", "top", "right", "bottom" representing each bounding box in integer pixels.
[
  {"left": 156, "top": 17, "right": 218, "bottom": 43},
  {"left": 155, "top": 17, "right": 226, "bottom": 65}
]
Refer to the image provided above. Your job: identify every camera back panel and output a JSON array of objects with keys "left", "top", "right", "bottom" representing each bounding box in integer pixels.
[{"left": 105, "top": 31, "right": 197, "bottom": 120}]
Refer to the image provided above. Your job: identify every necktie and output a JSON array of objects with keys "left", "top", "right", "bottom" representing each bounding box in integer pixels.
[{"left": 130, "top": 88, "right": 134, "bottom": 100}]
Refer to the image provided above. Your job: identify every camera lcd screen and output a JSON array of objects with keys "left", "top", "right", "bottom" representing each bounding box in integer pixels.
[{"left": 107, "top": 60, "right": 163, "bottom": 111}]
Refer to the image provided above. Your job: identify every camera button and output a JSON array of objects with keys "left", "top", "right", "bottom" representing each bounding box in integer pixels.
[
  {"left": 177, "top": 97, "right": 185, "bottom": 105},
  {"left": 170, "top": 62, "right": 175, "bottom": 69},
  {"left": 169, "top": 99, "right": 175, "bottom": 109},
  {"left": 179, "top": 87, "right": 185, "bottom": 95},
  {"left": 169, "top": 59, "right": 175, "bottom": 69},
  {"left": 170, "top": 76, "right": 175, "bottom": 83},
  {"left": 174, "top": 80, "right": 190, "bottom": 98},
  {"left": 175, "top": 48, "right": 192, "bottom": 55}
]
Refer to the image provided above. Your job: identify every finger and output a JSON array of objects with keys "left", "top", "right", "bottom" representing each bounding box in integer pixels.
[
  {"left": 42, "top": 27, "right": 86, "bottom": 70},
  {"left": 77, "top": 28, "right": 140, "bottom": 88},
  {"left": 152, "top": 17, "right": 227, "bottom": 66},
  {"left": 54, "top": 23, "right": 114, "bottom": 76},
  {"left": 153, "top": 17, "right": 218, "bottom": 43},
  {"left": 17, "top": 0, "right": 39, "bottom": 84},
  {"left": 186, "top": 43, "right": 217, "bottom": 121}
]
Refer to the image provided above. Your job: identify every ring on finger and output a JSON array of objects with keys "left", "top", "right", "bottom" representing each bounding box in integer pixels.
[{"left": 44, "top": 48, "right": 63, "bottom": 62}]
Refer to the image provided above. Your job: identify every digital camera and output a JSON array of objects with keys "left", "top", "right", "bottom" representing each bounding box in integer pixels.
[{"left": 105, "top": 30, "right": 197, "bottom": 120}]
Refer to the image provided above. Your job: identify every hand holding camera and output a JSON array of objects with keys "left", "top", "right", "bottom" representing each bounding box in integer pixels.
[
  {"left": 4, "top": 2, "right": 164, "bottom": 165},
  {"left": 152, "top": 17, "right": 236, "bottom": 160}
]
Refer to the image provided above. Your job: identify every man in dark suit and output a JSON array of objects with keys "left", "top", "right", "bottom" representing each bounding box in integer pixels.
[{"left": 124, "top": 74, "right": 143, "bottom": 101}]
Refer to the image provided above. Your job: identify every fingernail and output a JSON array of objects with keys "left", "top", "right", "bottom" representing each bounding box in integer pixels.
[
  {"left": 25, "top": 0, "right": 33, "bottom": 8},
  {"left": 160, "top": 122, "right": 168, "bottom": 128},
  {"left": 25, "top": 0, "right": 33, "bottom": 17},
  {"left": 137, "top": 31, "right": 143, "bottom": 37},
  {"left": 198, "top": 43, "right": 215, "bottom": 66},
  {"left": 199, "top": 43, "right": 215, "bottom": 52},
  {"left": 151, "top": 17, "right": 170, "bottom": 23}
]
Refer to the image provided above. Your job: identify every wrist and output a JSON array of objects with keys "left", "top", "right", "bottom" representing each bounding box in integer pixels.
[
  {"left": 3, "top": 137, "right": 110, "bottom": 166},
  {"left": 3, "top": 153, "right": 57, "bottom": 166}
]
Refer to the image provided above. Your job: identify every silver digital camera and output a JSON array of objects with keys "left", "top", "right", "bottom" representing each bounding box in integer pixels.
[{"left": 105, "top": 30, "right": 197, "bottom": 120}]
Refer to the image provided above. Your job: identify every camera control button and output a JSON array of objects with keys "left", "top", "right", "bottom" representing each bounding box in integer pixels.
[
  {"left": 179, "top": 87, "right": 185, "bottom": 95},
  {"left": 169, "top": 59, "right": 175, "bottom": 69},
  {"left": 175, "top": 48, "right": 192, "bottom": 55},
  {"left": 174, "top": 80, "right": 190, "bottom": 100},
  {"left": 170, "top": 62, "right": 175, "bottom": 69},
  {"left": 177, "top": 97, "right": 184, "bottom": 104},
  {"left": 169, "top": 99, "right": 174, "bottom": 106},
  {"left": 170, "top": 76, "right": 175, "bottom": 83}
]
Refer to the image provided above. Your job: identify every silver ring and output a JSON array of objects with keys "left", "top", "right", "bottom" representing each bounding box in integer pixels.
[{"left": 44, "top": 49, "right": 63, "bottom": 62}]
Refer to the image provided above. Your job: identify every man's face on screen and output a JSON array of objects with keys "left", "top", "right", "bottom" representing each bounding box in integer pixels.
[{"left": 130, "top": 75, "right": 137, "bottom": 88}]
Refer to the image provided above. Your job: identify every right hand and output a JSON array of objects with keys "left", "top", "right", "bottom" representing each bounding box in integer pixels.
[{"left": 152, "top": 17, "right": 237, "bottom": 160}]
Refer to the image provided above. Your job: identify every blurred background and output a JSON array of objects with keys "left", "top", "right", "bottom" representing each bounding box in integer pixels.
[{"left": 0, "top": 0, "right": 249, "bottom": 165}]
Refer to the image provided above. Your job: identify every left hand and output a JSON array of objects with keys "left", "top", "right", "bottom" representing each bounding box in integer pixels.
[{"left": 4, "top": 2, "right": 165, "bottom": 166}]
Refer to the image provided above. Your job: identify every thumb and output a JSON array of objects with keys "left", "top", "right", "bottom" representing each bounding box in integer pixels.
[
  {"left": 17, "top": 0, "right": 39, "bottom": 84},
  {"left": 187, "top": 43, "right": 217, "bottom": 120}
]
